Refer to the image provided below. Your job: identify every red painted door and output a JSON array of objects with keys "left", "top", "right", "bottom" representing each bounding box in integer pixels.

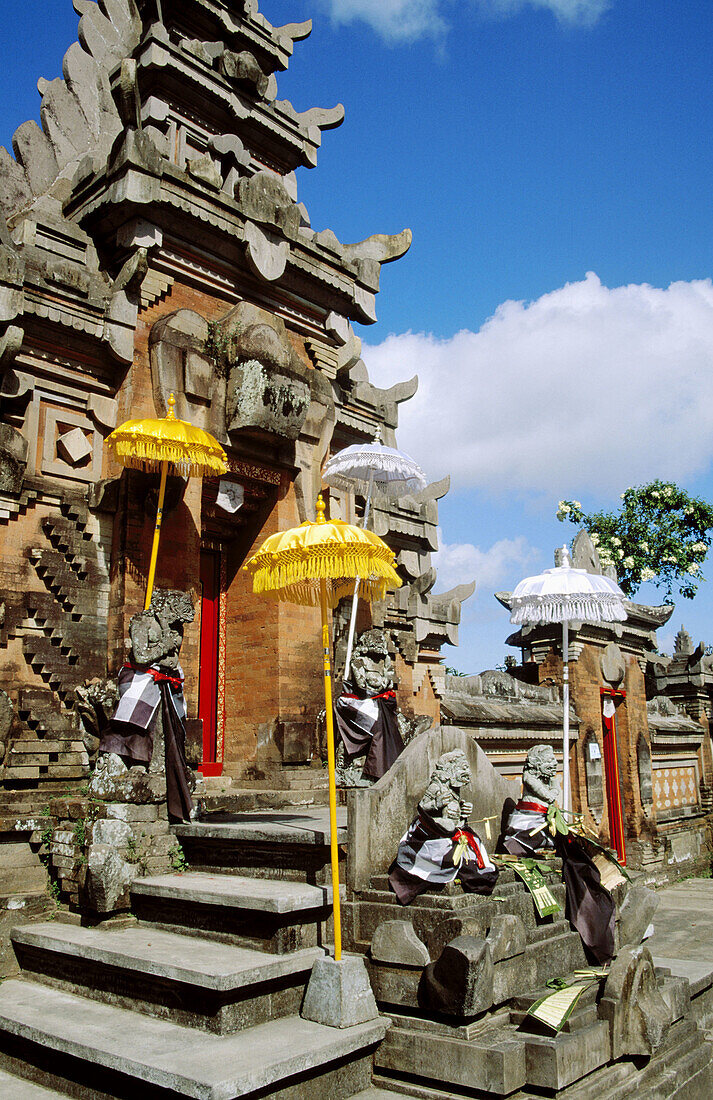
[
  {"left": 601, "top": 694, "right": 626, "bottom": 864},
  {"left": 198, "top": 549, "right": 221, "bottom": 776}
]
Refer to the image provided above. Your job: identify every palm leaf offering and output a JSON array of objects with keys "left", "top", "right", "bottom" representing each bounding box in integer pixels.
[
  {"left": 510, "top": 859, "right": 561, "bottom": 918},
  {"left": 526, "top": 969, "right": 609, "bottom": 1033}
]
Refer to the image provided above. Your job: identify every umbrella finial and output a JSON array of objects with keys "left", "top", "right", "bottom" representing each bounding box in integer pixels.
[
  {"left": 316, "top": 493, "right": 327, "bottom": 523},
  {"left": 373, "top": 425, "right": 382, "bottom": 444},
  {"left": 166, "top": 392, "right": 176, "bottom": 420},
  {"left": 555, "top": 544, "right": 572, "bottom": 568}
]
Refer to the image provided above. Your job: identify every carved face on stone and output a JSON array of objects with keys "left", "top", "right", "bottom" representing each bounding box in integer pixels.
[
  {"left": 528, "top": 744, "right": 557, "bottom": 779},
  {"left": 436, "top": 750, "right": 471, "bottom": 791},
  {"left": 350, "top": 629, "right": 394, "bottom": 695}
]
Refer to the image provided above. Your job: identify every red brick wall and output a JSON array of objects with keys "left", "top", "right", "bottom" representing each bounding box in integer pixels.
[{"left": 108, "top": 280, "right": 327, "bottom": 778}]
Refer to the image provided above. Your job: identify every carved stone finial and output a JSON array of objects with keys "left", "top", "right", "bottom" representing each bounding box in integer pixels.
[{"left": 674, "top": 624, "right": 693, "bottom": 656}]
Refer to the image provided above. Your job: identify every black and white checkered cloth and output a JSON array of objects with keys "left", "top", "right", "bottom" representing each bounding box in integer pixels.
[
  {"left": 389, "top": 808, "right": 498, "bottom": 905},
  {"left": 112, "top": 664, "right": 186, "bottom": 729}
]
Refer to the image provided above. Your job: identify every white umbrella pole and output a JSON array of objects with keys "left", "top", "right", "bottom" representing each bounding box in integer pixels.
[
  {"left": 343, "top": 470, "right": 375, "bottom": 678},
  {"left": 562, "top": 618, "right": 570, "bottom": 814}
]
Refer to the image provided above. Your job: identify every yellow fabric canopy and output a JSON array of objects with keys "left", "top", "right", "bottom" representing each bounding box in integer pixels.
[
  {"left": 244, "top": 503, "right": 401, "bottom": 608},
  {"left": 106, "top": 395, "right": 227, "bottom": 478},
  {"left": 104, "top": 393, "right": 227, "bottom": 610}
]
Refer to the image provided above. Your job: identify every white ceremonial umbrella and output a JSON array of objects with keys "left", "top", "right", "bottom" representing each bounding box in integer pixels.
[
  {"left": 509, "top": 547, "right": 627, "bottom": 812},
  {"left": 323, "top": 433, "right": 427, "bottom": 674}
]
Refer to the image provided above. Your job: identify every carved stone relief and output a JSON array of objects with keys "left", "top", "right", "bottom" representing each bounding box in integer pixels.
[
  {"left": 637, "top": 733, "right": 653, "bottom": 813},
  {"left": 584, "top": 728, "right": 604, "bottom": 824}
]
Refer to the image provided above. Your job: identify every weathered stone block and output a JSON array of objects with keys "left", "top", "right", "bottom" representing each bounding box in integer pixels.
[
  {"left": 618, "top": 882, "right": 659, "bottom": 948},
  {"left": 83, "top": 843, "right": 136, "bottom": 913},
  {"left": 599, "top": 945, "right": 673, "bottom": 1058},
  {"left": 371, "top": 920, "right": 430, "bottom": 966},
  {"left": 422, "top": 935, "right": 494, "bottom": 1018},
  {"left": 487, "top": 914, "right": 526, "bottom": 962},
  {"left": 301, "top": 955, "right": 379, "bottom": 1029}
]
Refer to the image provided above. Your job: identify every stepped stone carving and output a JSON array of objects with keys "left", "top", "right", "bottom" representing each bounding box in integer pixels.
[
  {"left": 422, "top": 934, "right": 494, "bottom": 1018},
  {"left": 599, "top": 945, "right": 673, "bottom": 1057}
]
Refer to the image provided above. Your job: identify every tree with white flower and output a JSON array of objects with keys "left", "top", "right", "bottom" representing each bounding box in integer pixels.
[{"left": 557, "top": 481, "right": 713, "bottom": 600}]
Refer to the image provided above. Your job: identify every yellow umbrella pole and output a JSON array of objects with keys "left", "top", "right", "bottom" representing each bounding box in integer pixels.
[
  {"left": 144, "top": 460, "right": 168, "bottom": 611},
  {"left": 319, "top": 577, "right": 342, "bottom": 961}
]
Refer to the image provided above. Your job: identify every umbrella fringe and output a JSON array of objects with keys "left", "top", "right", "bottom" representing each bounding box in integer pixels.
[
  {"left": 108, "top": 439, "right": 226, "bottom": 478},
  {"left": 254, "top": 577, "right": 393, "bottom": 609},
  {"left": 249, "top": 553, "right": 400, "bottom": 595},
  {"left": 510, "top": 596, "right": 628, "bottom": 624}
]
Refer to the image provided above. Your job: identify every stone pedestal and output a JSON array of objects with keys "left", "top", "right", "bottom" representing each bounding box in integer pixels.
[{"left": 301, "top": 955, "right": 379, "bottom": 1029}]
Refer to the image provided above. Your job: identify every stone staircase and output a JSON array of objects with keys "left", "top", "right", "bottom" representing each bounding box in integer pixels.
[{"left": 0, "top": 809, "right": 410, "bottom": 1099}]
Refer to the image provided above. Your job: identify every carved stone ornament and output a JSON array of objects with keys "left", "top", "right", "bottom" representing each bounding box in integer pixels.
[
  {"left": 598, "top": 945, "right": 673, "bottom": 1058},
  {"left": 601, "top": 642, "right": 625, "bottom": 687}
]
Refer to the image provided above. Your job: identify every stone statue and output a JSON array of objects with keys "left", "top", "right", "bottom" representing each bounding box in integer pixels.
[
  {"left": 97, "top": 590, "right": 195, "bottom": 823},
  {"left": 522, "top": 744, "right": 560, "bottom": 806},
  {"left": 128, "top": 589, "right": 194, "bottom": 668},
  {"left": 389, "top": 750, "right": 498, "bottom": 905},
  {"left": 500, "top": 743, "right": 617, "bottom": 963},
  {"left": 334, "top": 628, "right": 404, "bottom": 785},
  {"left": 419, "top": 750, "right": 474, "bottom": 829},
  {"left": 350, "top": 628, "right": 395, "bottom": 695},
  {"left": 499, "top": 744, "right": 559, "bottom": 857}
]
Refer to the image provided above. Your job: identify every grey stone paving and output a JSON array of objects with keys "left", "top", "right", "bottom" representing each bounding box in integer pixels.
[{"left": 648, "top": 878, "right": 713, "bottom": 992}]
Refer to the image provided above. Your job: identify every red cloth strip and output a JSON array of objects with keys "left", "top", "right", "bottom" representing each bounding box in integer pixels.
[
  {"left": 453, "top": 828, "right": 485, "bottom": 869},
  {"left": 517, "top": 799, "right": 549, "bottom": 813},
  {"left": 341, "top": 690, "right": 397, "bottom": 700},
  {"left": 122, "top": 664, "right": 184, "bottom": 689}
]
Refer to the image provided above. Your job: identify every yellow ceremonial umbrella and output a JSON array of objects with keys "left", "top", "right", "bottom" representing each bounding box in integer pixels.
[
  {"left": 106, "top": 393, "right": 228, "bottom": 609},
  {"left": 244, "top": 494, "right": 401, "bottom": 960}
]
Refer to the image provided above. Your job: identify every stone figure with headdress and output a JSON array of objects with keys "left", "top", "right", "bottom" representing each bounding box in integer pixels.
[{"left": 388, "top": 749, "right": 498, "bottom": 905}]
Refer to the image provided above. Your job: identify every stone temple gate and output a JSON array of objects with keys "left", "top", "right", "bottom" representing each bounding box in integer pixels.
[{"left": 0, "top": 0, "right": 472, "bottom": 823}]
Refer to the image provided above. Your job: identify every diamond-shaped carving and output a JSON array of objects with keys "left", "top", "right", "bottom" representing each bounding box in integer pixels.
[{"left": 56, "top": 426, "right": 92, "bottom": 467}]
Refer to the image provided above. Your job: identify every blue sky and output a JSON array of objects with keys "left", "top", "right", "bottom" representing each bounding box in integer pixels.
[{"left": 2, "top": 0, "right": 713, "bottom": 671}]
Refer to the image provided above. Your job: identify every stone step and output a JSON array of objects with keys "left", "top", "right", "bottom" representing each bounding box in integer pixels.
[
  {"left": 522, "top": 1018, "right": 611, "bottom": 1090},
  {"left": 349, "top": 1090, "right": 416, "bottom": 1099},
  {"left": 0, "top": 979, "right": 389, "bottom": 1100},
  {"left": 131, "top": 871, "right": 341, "bottom": 953},
  {"left": 0, "top": 1068, "right": 70, "bottom": 1098},
  {"left": 374, "top": 1020, "right": 527, "bottom": 1096},
  {"left": 12, "top": 922, "right": 324, "bottom": 1034},
  {"left": 172, "top": 809, "right": 347, "bottom": 885},
  {"left": 204, "top": 787, "right": 331, "bottom": 811}
]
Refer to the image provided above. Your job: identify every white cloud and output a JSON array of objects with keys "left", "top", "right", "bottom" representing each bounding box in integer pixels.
[
  {"left": 319, "top": 0, "right": 445, "bottom": 43},
  {"left": 477, "top": 0, "right": 611, "bottom": 27},
  {"left": 433, "top": 531, "right": 539, "bottom": 592},
  {"left": 363, "top": 274, "right": 713, "bottom": 497},
  {"left": 318, "top": 0, "right": 609, "bottom": 41}
]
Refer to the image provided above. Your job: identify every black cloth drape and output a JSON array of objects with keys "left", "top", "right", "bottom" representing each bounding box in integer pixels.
[{"left": 334, "top": 678, "right": 404, "bottom": 779}]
